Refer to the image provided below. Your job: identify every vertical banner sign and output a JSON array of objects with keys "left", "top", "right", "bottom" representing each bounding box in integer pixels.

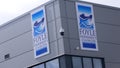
[
  {"left": 76, "top": 2, "right": 98, "bottom": 51},
  {"left": 31, "top": 7, "right": 49, "bottom": 58}
]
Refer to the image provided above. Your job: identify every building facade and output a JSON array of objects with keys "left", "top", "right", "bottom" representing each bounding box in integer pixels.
[{"left": 0, "top": 0, "right": 120, "bottom": 68}]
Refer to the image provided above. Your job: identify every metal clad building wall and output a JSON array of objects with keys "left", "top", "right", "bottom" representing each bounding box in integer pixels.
[
  {"left": 0, "top": 0, "right": 64, "bottom": 68},
  {"left": 0, "top": 0, "right": 120, "bottom": 68},
  {"left": 59, "top": 0, "right": 120, "bottom": 68}
]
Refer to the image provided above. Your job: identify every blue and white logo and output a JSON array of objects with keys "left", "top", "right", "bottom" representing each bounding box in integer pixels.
[
  {"left": 80, "top": 14, "right": 93, "bottom": 29},
  {"left": 32, "top": 10, "right": 46, "bottom": 36},
  {"left": 34, "top": 18, "right": 45, "bottom": 36},
  {"left": 78, "top": 5, "right": 94, "bottom": 29}
]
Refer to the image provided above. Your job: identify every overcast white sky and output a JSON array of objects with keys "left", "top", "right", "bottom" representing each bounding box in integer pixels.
[{"left": 0, "top": 0, "right": 120, "bottom": 25}]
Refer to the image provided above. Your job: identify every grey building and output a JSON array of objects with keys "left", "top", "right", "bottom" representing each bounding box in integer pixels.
[{"left": 0, "top": 0, "right": 120, "bottom": 68}]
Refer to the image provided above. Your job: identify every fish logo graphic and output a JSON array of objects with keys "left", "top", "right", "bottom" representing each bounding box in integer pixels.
[
  {"left": 34, "top": 18, "right": 45, "bottom": 36},
  {"left": 80, "top": 14, "right": 94, "bottom": 29}
]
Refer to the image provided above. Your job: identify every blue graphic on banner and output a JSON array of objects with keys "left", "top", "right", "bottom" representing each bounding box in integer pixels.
[
  {"left": 76, "top": 3, "right": 98, "bottom": 51},
  {"left": 33, "top": 18, "right": 45, "bottom": 36},
  {"left": 32, "top": 10, "right": 44, "bottom": 21},
  {"left": 83, "top": 42, "right": 96, "bottom": 49},
  {"left": 36, "top": 47, "right": 48, "bottom": 56},
  {"left": 31, "top": 7, "right": 49, "bottom": 58},
  {"left": 80, "top": 14, "right": 94, "bottom": 29},
  {"left": 32, "top": 10, "right": 46, "bottom": 36},
  {"left": 78, "top": 5, "right": 94, "bottom": 29}
]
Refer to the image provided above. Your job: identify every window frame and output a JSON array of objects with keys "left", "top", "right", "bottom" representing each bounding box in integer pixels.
[
  {"left": 71, "top": 55, "right": 105, "bottom": 68},
  {"left": 28, "top": 55, "right": 105, "bottom": 68}
]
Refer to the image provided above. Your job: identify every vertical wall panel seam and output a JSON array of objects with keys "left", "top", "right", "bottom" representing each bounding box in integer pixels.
[
  {"left": 53, "top": 0, "right": 60, "bottom": 56},
  {"left": 64, "top": 0, "right": 71, "bottom": 54}
]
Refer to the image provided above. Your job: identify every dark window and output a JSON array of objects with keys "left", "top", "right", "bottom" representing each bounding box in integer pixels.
[
  {"left": 46, "top": 59, "right": 59, "bottom": 68},
  {"left": 93, "top": 58, "right": 102, "bottom": 68},
  {"left": 72, "top": 56, "right": 104, "bottom": 68},
  {"left": 32, "top": 64, "right": 44, "bottom": 68},
  {"left": 72, "top": 57, "right": 82, "bottom": 68},
  {"left": 83, "top": 58, "right": 92, "bottom": 68}
]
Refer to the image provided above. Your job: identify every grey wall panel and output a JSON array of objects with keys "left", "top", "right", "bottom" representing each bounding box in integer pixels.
[
  {"left": 54, "top": 0, "right": 61, "bottom": 18},
  {"left": 94, "top": 6, "right": 120, "bottom": 25},
  {"left": 0, "top": 51, "right": 39, "bottom": 68},
  {"left": 96, "top": 23, "right": 120, "bottom": 44},
  {"left": 58, "top": 38, "right": 70, "bottom": 55},
  {"left": 106, "top": 63, "right": 120, "bottom": 68},
  {"left": 59, "top": 0, "right": 67, "bottom": 18},
  {"left": 0, "top": 14, "right": 31, "bottom": 44},
  {"left": 0, "top": 31, "right": 33, "bottom": 62},
  {"left": 99, "top": 42, "right": 120, "bottom": 63},
  {"left": 46, "top": 3, "right": 55, "bottom": 22},
  {"left": 0, "top": 41, "right": 59, "bottom": 68},
  {"left": 69, "top": 39, "right": 80, "bottom": 55},
  {"left": 68, "top": 19, "right": 79, "bottom": 39},
  {"left": 65, "top": 1, "right": 77, "bottom": 19},
  {"left": 48, "top": 21, "right": 57, "bottom": 42},
  {"left": 62, "top": 38, "right": 70, "bottom": 54},
  {"left": 58, "top": 38, "right": 65, "bottom": 55}
]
